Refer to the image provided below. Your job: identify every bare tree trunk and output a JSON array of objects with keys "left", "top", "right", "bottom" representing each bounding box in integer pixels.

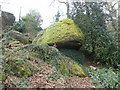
[
  {"left": 118, "top": 0, "right": 120, "bottom": 50},
  {"left": 66, "top": 0, "right": 70, "bottom": 18},
  {"left": 19, "top": 7, "right": 22, "bottom": 21},
  {"left": 58, "top": 0, "right": 70, "bottom": 18},
  {"left": 0, "top": 5, "right": 2, "bottom": 32},
  {"left": 50, "top": 0, "right": 70, "bottom": 18}
]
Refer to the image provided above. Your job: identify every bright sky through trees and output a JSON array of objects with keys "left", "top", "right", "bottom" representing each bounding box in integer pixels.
[
  {"left": 0, "top": 0, "right": 118, "bottom": 28},
  {"left": 0, "top": 0, "right": 66, "bottom": 29}
]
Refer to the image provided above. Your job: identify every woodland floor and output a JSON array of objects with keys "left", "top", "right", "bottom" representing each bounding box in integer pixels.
[
  {"left": 27, "top": 61, "right": 94, "bottom": 88},
  {"left": 1, "top": 44, "right": 97, "bottom": 88},
  {"left": 3, "top": 56, "right": 96, "bottom": 88}
]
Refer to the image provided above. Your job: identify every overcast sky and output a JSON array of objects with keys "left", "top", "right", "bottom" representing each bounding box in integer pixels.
[
  {"left": 0, "top": 0, "right": 118, "bottom": 29},
  {"left": 1, "top": 0, "right": 67, "bottom": 29}
]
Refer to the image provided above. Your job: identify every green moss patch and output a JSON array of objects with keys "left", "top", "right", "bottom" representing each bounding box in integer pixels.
[
  {"left": 2, "top": 48, "right": 38, "bottom": 78},
  {"left": 33, "top": 18, "right": 84, "bottom": 45},
  {"left": 0, "top": 72, "right": 6, "bottom": 81}
]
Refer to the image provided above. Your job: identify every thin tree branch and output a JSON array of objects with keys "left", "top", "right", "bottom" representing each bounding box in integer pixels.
[
  {"left": 58, "top": 0, "right": 67, "bottom": 5},
  {"left": 49, "top": 0, "right": 56, "bottom": 6}
]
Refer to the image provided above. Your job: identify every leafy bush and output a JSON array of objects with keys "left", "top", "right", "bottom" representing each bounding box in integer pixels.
[
  {"left": 94, "top": 35, "right": 119, "bottom": 67},
  {"left": 70, "top": 1, "right": 119, "bottom": 66},
  {"left": 85, "top": 29, "right": 119, "bottom": 67},
  {"left": 12, "top": 20, "right": 25, "bottom": 33},
  {"left": 59, "top": 49, "right": 85, "bottom": 64},
  {"left": 22, "top": 10, "right": 43, "bottom": 31},
  {"left": 11, "top": 10, "right": 43, "bottom": 33},
  {"left": 88, "top": 68, "right": 119, "bottom": 88}
]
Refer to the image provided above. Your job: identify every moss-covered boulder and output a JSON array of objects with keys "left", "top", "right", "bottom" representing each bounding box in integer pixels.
[
  {"left": 59, "top": 59, "right": 87, "bottom": 77},
  {"left": 69, "top": 61, "right": 86, "bottom": 76},
  {"left": 33, "top": 18, "right": 84, "bottom": 49},
  {"left": 7, "top": 30, "right": 31, "bottom": 44}
]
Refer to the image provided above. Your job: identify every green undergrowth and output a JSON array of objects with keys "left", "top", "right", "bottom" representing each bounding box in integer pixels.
[
  {"left": 0, "top": 46, "right": 46, "bottom": 88},
  {"left": 29, "top": 44, "right": 87, "bottom": 77},
  {"left": 48, "top": 67, "right": 64, "bottom": 81},
  {"left": 1, "top": 43, "right": 119, "bottom": 88},
  {"left": 85, "top": 66, "right": 119, "bottom": 88},
  {"left": 59, "top": 48, "right": 85, "bottom": 64},
  {"left": 2, "top": 44, "right": 87, "bottom": 79},
  {"left": 2, "top": 56, "right": 35, "bottom": 78},
  {"left": 1, "top": 43, "right": 88, "bottom": 88},
  {"left": 0, "top": 72, "right": 6, "bottom": 81},
  {"left": 1, "top": 47, "right": 39, "bottom": 79}
]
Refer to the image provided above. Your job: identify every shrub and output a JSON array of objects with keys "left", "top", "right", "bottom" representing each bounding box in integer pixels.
[
  {"left": 70, "top": 1, "right": 119, "bottom": 67},
  {"left": 81, "top": 29, "right": 119, "bottom": 67},
  {"left": 22, "top": 10, "right": 43, "bottom": 31},
  {"left": 88, "top": 68, "right": 119, "bottom": 88},
  {"left": 94, "top": 31, "right": 119, "bottom": 67},
  {"left": 12, "top": 20, "right": 25, "bottom": 33}
]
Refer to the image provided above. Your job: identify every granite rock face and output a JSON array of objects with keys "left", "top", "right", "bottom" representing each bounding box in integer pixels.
[{"left": 2, "top": 11, "right": 15, "bottom": 30}]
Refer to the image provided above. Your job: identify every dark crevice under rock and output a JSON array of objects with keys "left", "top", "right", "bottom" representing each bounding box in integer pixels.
[{"left": 48, "top": 40, "right": 82, "bottom": 50}]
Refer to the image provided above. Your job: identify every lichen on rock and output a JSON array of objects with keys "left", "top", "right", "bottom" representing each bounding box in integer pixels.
[{"left": 33, "top": 18, "right": 84, "bottom": 49}]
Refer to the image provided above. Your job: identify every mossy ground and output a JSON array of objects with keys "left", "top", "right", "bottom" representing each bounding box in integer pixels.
[
  {"left": 0, "top": 72, "right": 6, "bottom": 81},
  {"left": 2, "top": 44, "right": 87, "bottom": 78},
  {"left": 1, "top": 43, "right": 95, "bottom": 88},
  {"left": 2, "top": 46, "right": 39, "bottom": 78},
  {"left": 29, "top": 44, "right": 87, "bottom": 77}
]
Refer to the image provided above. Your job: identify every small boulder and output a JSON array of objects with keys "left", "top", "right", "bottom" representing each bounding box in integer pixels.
[
  {"left": 33, "top": 18, "right": 84, "bottom": 50},
  {"left": 7, "top": 30, "right": 32, "bottom": 44},
  {"left": 2, "top": 11, "right": 15, "bottom": 30}
]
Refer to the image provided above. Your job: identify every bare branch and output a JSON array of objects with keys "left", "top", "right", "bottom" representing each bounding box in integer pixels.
[
  {"left": 49, "top": 0, "right": 56, "bottom": 6},
  {"left": 58, "top": 0, "right": 67, "bottom": 4},
  {"left": 112, "top": 1, "right": 118, "bottom": 7},
  {"left": 105, "top": 2, "right": 118, "bottom": 13},
  {"left": 0, "top": 2, "right": 10, "bottom": 4}
]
